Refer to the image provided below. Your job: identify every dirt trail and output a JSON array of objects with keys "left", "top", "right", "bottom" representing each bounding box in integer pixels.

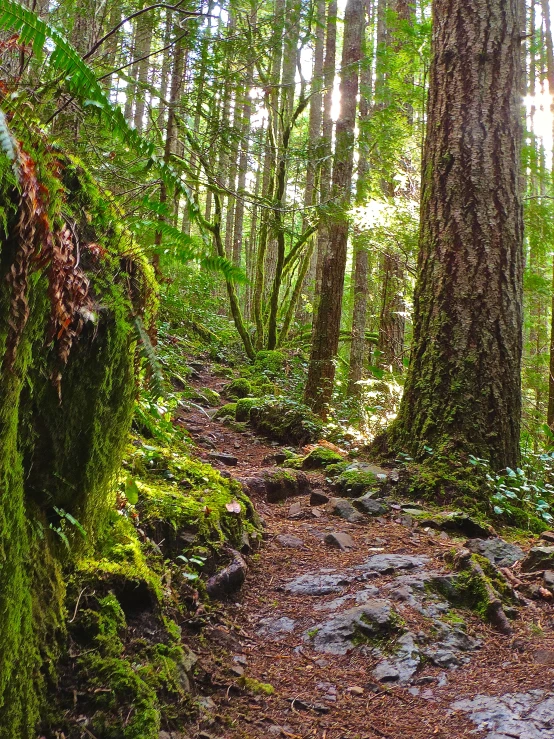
[{"left": 177, "top": 366, "right": 554, "bottom": 739}]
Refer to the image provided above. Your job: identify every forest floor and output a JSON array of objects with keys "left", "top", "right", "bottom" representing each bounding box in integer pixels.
[{"left": 176, "top": 362, "right": 554, "bottom": 739}]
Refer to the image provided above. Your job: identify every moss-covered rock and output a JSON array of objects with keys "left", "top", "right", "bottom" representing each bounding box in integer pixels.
[
  {"left": 214, "top": 403, "right": 237, "bottom": 420},
  {"left": 235, "top": 397, "right": 260, "bottom": 422},
  {"left": 253, "top": 350, "right": 285, "bottom": 379},
  {"left": 223, "top": 377, "right": 252, "bottom": 399},
  {"left": 249, "top": 398, "right": 323, "bottom": 445},
  {"left": 334, "top": 465, "right": 383, "bottom": 498}
]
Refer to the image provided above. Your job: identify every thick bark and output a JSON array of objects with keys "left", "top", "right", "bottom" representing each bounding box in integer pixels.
[
  {"left": 542, "top": 0, "right": 554, "bottom": 430},
  {"left": 377, "top": 252, "right": 405, "bottom": 371},
  {"left": 387, "top": 0, "right": 524, "bottom": 470},
  {"left": 304, "top": 0, "right": 365, "bottom": 413}
]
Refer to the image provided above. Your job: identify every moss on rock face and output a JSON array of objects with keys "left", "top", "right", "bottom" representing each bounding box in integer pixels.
[
  {"left": 334, "top": 467, "right": 381, "bottom": 497},
  {"left": 253, "top": 350, "right": 285, "bottom": 379},
  {"left": 0, "top": 144, "right": 155, "bottom": 737},
  {"left": 224, "top": 377, "right": 253, "bottom": 399},
  {"left": 235, "top": 397, "right": 260, "bottom": 422},
  {"left": 214, "top": 403, "right": 237, "bottom": 420},
  {"left": 249, "top": 398, "right": 323, "bottom": 445}
]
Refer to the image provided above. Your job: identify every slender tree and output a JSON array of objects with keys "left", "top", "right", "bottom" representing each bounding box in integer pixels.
[{"left": 305, "top": 0, "right": 365, "bottom": 413}]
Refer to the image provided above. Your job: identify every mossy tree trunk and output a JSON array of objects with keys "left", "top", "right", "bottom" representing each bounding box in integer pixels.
[
  {"left": 304, "top": 0, "right": 365, "bottom": 414},
  {"left": 386, "top": 0, "right": 524, "bottom": 470}
]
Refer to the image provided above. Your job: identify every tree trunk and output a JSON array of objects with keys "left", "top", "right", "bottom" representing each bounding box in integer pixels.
[
  {"left": 387, "top": 0, "right": 524, "bottom": 470},
  {"left": 313, "top": 1, "right": 338, "bottom": 323},
  {"left": 304, "top": 0, "right": 365, "bottom": 414}
]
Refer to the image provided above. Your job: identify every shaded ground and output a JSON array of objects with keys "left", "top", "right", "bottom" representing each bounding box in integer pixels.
[{"left": 177, "top": 364, "right": 554, "bottom": 739}]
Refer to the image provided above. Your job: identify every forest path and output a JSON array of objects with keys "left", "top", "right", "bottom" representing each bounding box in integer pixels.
[{"left": 176, "top": 364, "right": 554, "bottom": 739}]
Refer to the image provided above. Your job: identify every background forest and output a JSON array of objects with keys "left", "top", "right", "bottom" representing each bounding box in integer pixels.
[{"left": 2, "top": 0, "right": 554, "bottom": 737}]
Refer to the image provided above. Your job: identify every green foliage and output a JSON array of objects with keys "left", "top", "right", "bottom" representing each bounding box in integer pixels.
[{"left": 249, "top": 397, "right": 323, "bottom": 445}]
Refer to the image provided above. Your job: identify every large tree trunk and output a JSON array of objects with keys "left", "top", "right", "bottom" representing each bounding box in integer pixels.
[
  {"left": 387, "top": 0, "right": 524, "bottom": 470},
  {"left": 304, "top": 0, "right": 365, "bottom": 414}
]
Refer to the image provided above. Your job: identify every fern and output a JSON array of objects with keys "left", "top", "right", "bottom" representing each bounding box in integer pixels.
[
  {"left": 139, "top": 220, "right": 248, "bottom": 284},
  {"left": 0, "top": 1, "right": 184, "bottom": 195},
  {"left": 133, "top": 316, "right": 165, "bottom": 400}
]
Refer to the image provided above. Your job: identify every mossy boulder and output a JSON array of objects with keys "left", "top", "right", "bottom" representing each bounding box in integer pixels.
[
  {"left": 249, "top": 398, "right": 323, "bottom": 445},
  {"left": 223, "top": 377, "right": 252, "bottom": 399},
  {"left": 253, "top": 350, "right": 285, "bottom": 379},
  {"left": 189, "top": 387, "right": 221, "bottom": 407},
  {"left": 284, "top": 445, "right": 345, "bottom": 470},
  {"left": 235, "top": 397, "right": 260, "bottom": 422},
  {"left": 334, "top": 465, "right": 385, "bottom": 498},
  {"left": 214, "top": 403, "right": 237, "bottom": 420}
]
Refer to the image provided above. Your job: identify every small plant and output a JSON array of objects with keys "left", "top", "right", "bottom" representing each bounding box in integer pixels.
[
  {"left": 49, "top": 506, "right": 86, "bottom": 549},
  {"left": 175, "top": 553, "right": 207, "bottom": 581}
]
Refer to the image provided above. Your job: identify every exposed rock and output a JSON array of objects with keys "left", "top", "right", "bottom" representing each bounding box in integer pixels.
[
  {"left": 544, "top": 570, "right": 554, "bottom": 588},
  {"left": 239, "top": 469, "right": 310, "bottom": 502},
  {"left": 326, "top": 498, "right": 365, "bottom": 523},
  {"left": 206, "top": 550, "right": 247, "bottom": 599},
  {"left": 285, "top": 572, "right": 351, "bottom": 596},
  {"left": 307, "top": 601, "right": 398, "bottom": 654},
  {"left": 310, "top": 490, "right": 330, "bottom": 506},
  {"left": 276, "top": 534, "right": 305, "bottom": 549},
  {"left": 333, "top": 463, "right": 387, "bottom": 497},
  {"left": 353, "top": 495, "right": 390, "bottom": 516},
  {"left": 288, "top": 501, "right": 305, "bottom": 518},
  {"left": 373, "top": 632, "right": 421, "bottom": 683},
  {"left": 418, "top": 512, "right": 493, "bottom": 538},
  {"left": 257, "top": 616, "right": 297, "bottom": 638},
  {"left": 465, "top": 537, "right": 524, "bottom": 567},
  {"left": 324, "top": 531, "right": 355, "bottom": 551},
  {"left": 358, "top": 554, "right": 429, "bottom": 575},
  {"left": 521, "top": 547, "right": 554, "bottom": 572},
  {"left": 540, "top": 531, "right": 554, "bottom": 544},
  {"left": 451, "top": 691, "right": 554, "bottom": 739},
  {"left": 208, "top": 451, "right": 238, "bottom": 466}
]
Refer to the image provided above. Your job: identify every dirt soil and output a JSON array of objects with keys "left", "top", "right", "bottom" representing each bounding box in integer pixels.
[{"left": 176, "top": 364, "right": 554, "bottom": 739}]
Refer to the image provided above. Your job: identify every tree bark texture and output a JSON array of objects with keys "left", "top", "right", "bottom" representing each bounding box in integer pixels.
[
  {"left": 305, "top": 0, "right": 365, "bottom": 414},
  {"left": 389, "top": 0, "right": 524, "bottom": 470}
]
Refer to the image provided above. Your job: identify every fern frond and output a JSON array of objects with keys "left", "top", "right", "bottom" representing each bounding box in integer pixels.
[
  {"left": 138, "top": 220, "right": 248, "bottom": 284},
  {"left": 0, "top": 1, "right": 185, "bottom": 195},
  {"left": 133, "top": 316, "right": 165, "bottom": 400}
]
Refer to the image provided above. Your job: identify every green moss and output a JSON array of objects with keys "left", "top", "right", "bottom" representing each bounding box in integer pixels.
[
  {"left": 235, "top": 397, "right": 260, "bottom": 422},
  {"left": 224, "top": 378, "right": 252, "bottom": 399},
  {"left": 335, "top": 468, "right": 379, "bottom": 497},
  {"left": 238, "top": 677, "right": 275, "bottom": 695},
  {"left": 299, "top": 446, "right": 345, "bottom": 470},
  {"left": 249, "top": 398, "right": 323, "bottom": 444},
  {"left": 253, "top": 350, "right": 285, "bottom": 379},
  {"left": 214, "top": 403, "right": 237, "bottom": 420}
]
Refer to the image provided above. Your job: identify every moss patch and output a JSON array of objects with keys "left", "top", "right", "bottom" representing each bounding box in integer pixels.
[{"left": 249, "top": 398, "right": 323, "bottom": 445}]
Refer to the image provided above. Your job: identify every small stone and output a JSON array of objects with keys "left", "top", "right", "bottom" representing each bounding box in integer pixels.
[
  {"left": 208, "top": 451, "right": 238, "bottom": 466},
  {"left": 521, "top": 546, "right": 554, "bottom": 572},
  {"left": 288, "top": 501, "right": 304, "bottom": 518},
  {"left": 373, "top": 663, "right": 400, "bottom": 682},
  {"left": 276, "top": 534, "right": 305, "bottom": 548},
  {"left": 346, "top": 686, "right": 364, "bottom": 696},
  {"left": 540, "top": 531, "right": 554, "bottom": 544},
  {"left": 233, "top": 655, "right": 248, "bottom": 665},
  {"left": 310, "top": 490, "right": 330, "bottom": 506},
  {"left": 257, "top": 616, "right": 297, "bottom": 637},
  {"left": 312, "top": 508, "right": 322, "bottom": 518},
  {"left": 324, "top": 531, "right": 355, "bottom": 551},
  {"left": 230, "top": 665, "right": 244, "bottom": 677},
  {"left": 285, "top": 572, "right": 350, "bottom": 596},
  {"left": 544, "top": 570, "right": 554, "bottom": 588},
  {"left": 326, "top": 498, "right": 365, "bottom": 524},
  {"left": 353, "top": 495, "right": 389, "bottom": 516}
]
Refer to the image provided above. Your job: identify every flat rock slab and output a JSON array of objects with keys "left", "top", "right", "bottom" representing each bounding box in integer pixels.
[
  {"left": 208, "top": 451, "right": 238, "bottom": 466},
  {"left": 310, "top": 490, "right": 330, "bottom": 506},
  {"left": 372, "top": 632, "right": 421, "bottom": 683},
  {"left": 358, "top": 554, "right": 429, "bottom": 575},
  {"left": 285, "top": 572, "right": 351, "bottom": 596},
  {"left": 257, "top": 616, "right": 297, "bottom": 638},
  {"left": 418, "top": 512, "right": 492, "bottom": 538},
  {"left": 306, "top": 601, "right": 396, "bottom": 655},
  {"left": 324, "top": 532, "right": 355, "bottom": 551},
  {"left": 326, "top": 498, "right": 365, "bottom": 524},
  {"left": 276, "top": 534, "right": 305, "bottom": 549},
  {"left": 451, "top": 690, "right": 554, "bottom": 738},
  {"left": 465, "top": 537, "right": 524, "bottom": 567}
]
